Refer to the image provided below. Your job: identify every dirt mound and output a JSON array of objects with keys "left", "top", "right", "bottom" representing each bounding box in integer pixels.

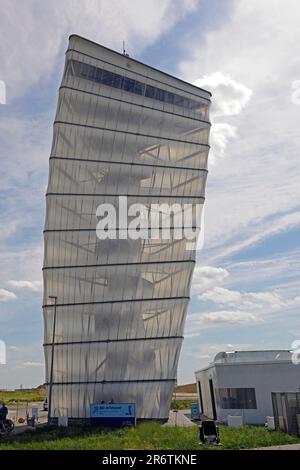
[{"left": 175, "top": 383, "right": 197, "bottom": 393}]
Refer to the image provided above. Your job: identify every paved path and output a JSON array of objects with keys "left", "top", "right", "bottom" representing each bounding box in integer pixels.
[
  {"left": 7, "top": 401, "right": 47, "bottom": 431},
  {"left": 255, "top": 443, "right": 300, "bottom": 450},
  {"left": 164, "top": 409, "right": 197, "bottom": 427}
]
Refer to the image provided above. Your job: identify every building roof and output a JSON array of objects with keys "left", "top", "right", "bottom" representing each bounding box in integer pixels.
[{"left": 195, "top": 350, "right": 293, "bottom": 374}]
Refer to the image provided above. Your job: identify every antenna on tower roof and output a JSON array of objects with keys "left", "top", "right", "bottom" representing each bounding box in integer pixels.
[{"left": 122, "top": 40, "right": 130, "bottom": 58}]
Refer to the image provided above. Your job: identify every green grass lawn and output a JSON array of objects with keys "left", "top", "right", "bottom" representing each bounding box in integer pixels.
[
  {"left": 170, "top": 400, "right": 195, "bottom": 410},
  {"left": 0, "top": 390, "right": 46, "bottom": 405},
  {"left": 0, "top": 423, "right": 299, "bottom": 450}
]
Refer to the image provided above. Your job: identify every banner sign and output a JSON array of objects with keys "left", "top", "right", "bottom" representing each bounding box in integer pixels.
[
  {"left": 191, "top": 402, "right": 200, "bottom": 420},
  {"left": 90, "top": 403, "right": 136, "bottom": 427}
]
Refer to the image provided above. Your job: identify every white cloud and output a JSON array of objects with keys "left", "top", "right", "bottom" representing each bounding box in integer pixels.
[
  {"left": 197, "top": 271, "right": 295, "bottom": 314},
  {"left": 201, "top": 310, "right": 259, "bottom": 324},
  {"left": 5, "top": 343, "right": 45, "bottom": 368},
  {"left": 0, "top": 220, "right": 19, "bottom": 242},
  {"left": 192, "top": 342, "right": 252, "bottom": 361},
  {"left": 0, "top": 288, "right": 17, "bottom": 302},
  {"left": 247, "top": 291, "right": 282, "bottom": 305},
  {"left": 193, "top": 72, "right": 252, "bottom": 166},
  {"left": 223, "top": 251, "right": 300, "bottom": 299},
  {"left": 191, "top": 265, "right": 229, "bottom": 294},
  {"left": 194, "top": 72, "right": 252, "bottom": 118},
  {"left": 199, "top": 286, "right": 241, "bottom": 305},
  {"left": 190, "top": 267, "right": 275, "bottom": 333},
  {"left": 209, "top": 122, "right": 237, "bottom": 165},
  {"left": 209, "top": 211, "right": 300, "bottom": 264},
  {"left": 0, "top": 80, "right": 6, "bottom": 104},
  {"left": 193, "top": 73, "right": 252, "bottom": 165},
  {"left": 180, "top": 0, "right": 300, "bottom": 264},
  {"left": 199, "top": 286, "right": 286, "bottom": 311},
  {"left": 190, "top": 264, "right": 300, "bottom": 337},
  {"left": 0, "top": 0, "right": 197, "bottom": 99},
  {"left": 22, "top": 362, "right": 44, "bottom": 368},
  {"left": 7, "top": 280, "right": 43, "bottom": 292},
  {"left": 185, "top": 309, "right": 261, "bottom": 336},
  {"left": 0, "top": 245, "right": 43, "bottom": 288}
]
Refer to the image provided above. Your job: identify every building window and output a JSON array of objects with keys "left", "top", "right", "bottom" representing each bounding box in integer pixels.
[
  {"left": 145, "top": 84, "right": 156, "bottom": 99},
  {"left": 67, "top": 59, "right": 207, "bottom": 113},
  {"left": 123, "top": 77, "right": 136, "bottom": 92},
  {"left": 217, "top": 388, "right": 257, "bottom": 409}
]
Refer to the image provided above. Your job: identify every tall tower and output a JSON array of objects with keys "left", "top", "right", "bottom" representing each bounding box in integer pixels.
[{"left": 43, "top": 35, "right": 211, "bottom": 421}]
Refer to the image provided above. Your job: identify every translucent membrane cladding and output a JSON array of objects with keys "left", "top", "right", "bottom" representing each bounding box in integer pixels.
[{"left": 43, "top": 35, "right": 210, "bottom": 420}]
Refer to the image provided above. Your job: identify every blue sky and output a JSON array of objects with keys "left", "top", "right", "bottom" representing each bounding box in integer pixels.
[{"left": 0, "top": 0, "right": 300, "bottom": 388}]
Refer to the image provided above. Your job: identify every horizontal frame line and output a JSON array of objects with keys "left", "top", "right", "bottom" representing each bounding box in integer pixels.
[
  {"left": 42, "top": 296, "right": 190, "bottom": 308},
  {"left": 43, "top": 335, "right": 183, "bottom": 347},
  {"left": 43, "top": 227, "right": 199, "bottom": 233},
  {"left": 46, "top": 192, "right": 205, "bottom": 200},
  {"left": 53, "top": 120, "right": 211, "bottom": 148},
  {"left": 49, "top": 155, "right": 208, "bottom": 173},
  {"left": 45, "top": 378, "right": 176, "bottom": 385},
  {"left": 43, "top": 259, "right": 195, "bottom": 270}
]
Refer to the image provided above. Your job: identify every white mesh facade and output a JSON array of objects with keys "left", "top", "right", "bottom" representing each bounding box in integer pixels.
[{"left": 43, "top": 35, "right": 211, "bottom": 420}]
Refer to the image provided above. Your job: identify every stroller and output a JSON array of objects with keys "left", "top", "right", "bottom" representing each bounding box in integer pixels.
[{"left": 199, "top": 420, "right": 220, "bottom": 445}]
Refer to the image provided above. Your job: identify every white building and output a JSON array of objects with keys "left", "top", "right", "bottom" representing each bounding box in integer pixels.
[
  {"left": 195, "top": 350, "right": 300, "bottom": 425},
  {"left": 43, "top": 34, "right": 211, "bottom": 422}
]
